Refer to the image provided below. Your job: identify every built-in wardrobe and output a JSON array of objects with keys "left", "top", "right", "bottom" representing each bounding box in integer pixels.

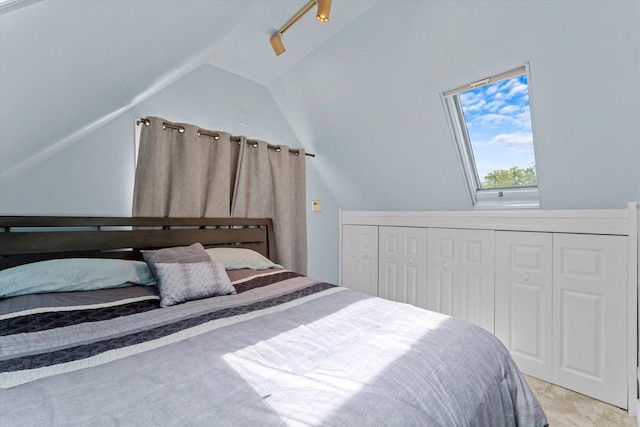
[{"left": 339, "top": 203, "right": 638, "bottom": 413}]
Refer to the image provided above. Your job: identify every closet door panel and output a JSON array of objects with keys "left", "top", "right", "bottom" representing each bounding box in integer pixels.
[
  {"left": 379, "top": 229, "right": 400, "bottom": 302},
  {"left": 379, "top": 227, "right": 427, "bottom": 308},
  {"left": 342, "top": 225, "right": 378, "bottom": 296},
  {"left": 380, "top": 262, "right": 398, "bottom": 301},
  {"left": 427, "top": 228, "right": 456, "bottom": 315},
  {"left": 553, "top": 233, "right": 627, "bottom": 408},
  {"left": 427, "top": 228, "right": 494, "bottom": 332},
  {"left": 343, "top": 226, "right": 360, "bottom": 291},
  {"left": 458, "top": 274, "right": 483, "bottom": 327},
  {"left": 455, "top": 230, "right": 495, "bottom": 332},
  {"left": 495, "top": 231, "right": 552, "bottom": 382}
]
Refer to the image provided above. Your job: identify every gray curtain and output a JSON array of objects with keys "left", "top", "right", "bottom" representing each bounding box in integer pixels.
[
  {"left": 231, "top": 139, "right": 307, "bottom": 275},
  {"left": 132, "top": 117, "right": 307, "bottom": 274},
  {"left": 133, "top": 117, "right": 237, "bottom": 217}
]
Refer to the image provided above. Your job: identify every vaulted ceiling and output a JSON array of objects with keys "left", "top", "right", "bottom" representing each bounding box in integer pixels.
[{"left": 0, "top": 0, "right": 378, "bottom": 181}]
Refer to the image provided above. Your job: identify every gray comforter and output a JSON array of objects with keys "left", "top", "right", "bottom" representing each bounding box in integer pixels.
[{"left": 0, "top": 270, "right": 547, "bottom": 426}]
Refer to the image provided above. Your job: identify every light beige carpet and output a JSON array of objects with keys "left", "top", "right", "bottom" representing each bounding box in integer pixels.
[{"left": 524, "top": 375, "right": 635, "bottom": 426}]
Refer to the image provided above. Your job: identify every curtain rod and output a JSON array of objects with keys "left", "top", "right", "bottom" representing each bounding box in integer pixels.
[{"left": 137, "top": 118, "right": 315, "bottom": 158}]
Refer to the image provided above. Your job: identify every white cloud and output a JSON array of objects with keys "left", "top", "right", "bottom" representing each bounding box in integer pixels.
[
  {"left": 472, "top": 113, "right": 529, "bottom": 129},
  {"left": 488, "top": 131, "right": 534, "bottom": 153},
  {"left": 498, "top": 105, "right": 519, "bottom": 115},
  {"left": 461, "top": 99, "right": 487, "bottom": 113},
  {"left": 485, "top": 85, "right": 499, "bottom": 96},
  {"left": 460, "top": 91, "right": 487, "bottom": 113},
  {"left": 515, "top": 108, "right": 532, "bottom": 128},
  {"left": 506, "top": 83, "right": 528, "bottom": 98},
  {"left": 498, "top": 77, "right": 519, "bottom": 91},
  {"left": 475, "top": 113, "right": 512, "bottom": 127},
  {"left": 460, "top": 75, "right": 532, "bottom": 130},
  {"left": 486, "top": 99, "right": 506, "bottom": 112}
]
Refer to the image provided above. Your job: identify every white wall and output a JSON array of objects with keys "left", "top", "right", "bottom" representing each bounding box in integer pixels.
[{"left": 0, "top": 64, "right": 339, "bottom": 283}]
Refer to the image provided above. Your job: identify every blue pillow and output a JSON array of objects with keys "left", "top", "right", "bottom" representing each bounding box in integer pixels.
[{"left": 0, "top": 258, "right": 157, "bottom": 299}]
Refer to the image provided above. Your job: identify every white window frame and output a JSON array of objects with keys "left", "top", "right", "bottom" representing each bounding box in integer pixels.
[{"left": 441, "top": 63, "right": 539, "bottom": 209}]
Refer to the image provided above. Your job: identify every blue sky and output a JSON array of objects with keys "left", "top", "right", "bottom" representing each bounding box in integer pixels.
[{"left": 459, "top": 75, "right": 535, "bottom": 185}]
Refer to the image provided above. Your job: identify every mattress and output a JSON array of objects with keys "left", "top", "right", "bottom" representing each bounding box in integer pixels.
[{"left": 0, "top": 269, "right": 548, "bottom": 426}]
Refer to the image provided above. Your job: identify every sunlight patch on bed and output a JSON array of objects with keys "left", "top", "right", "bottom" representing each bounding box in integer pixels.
[{"left": 222, "top": 298, "right": 447, "bottom": 426}]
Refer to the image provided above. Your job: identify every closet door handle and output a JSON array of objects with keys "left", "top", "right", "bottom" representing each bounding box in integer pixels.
[
  {"left": 408, "top": 258, "right": 414, "bottom": 265},
  {"left": 523, "top": 274, "right": 530, "bottom": 282},
  {"left": 442, "top": 262, "right": 448, "bottom": 270}
]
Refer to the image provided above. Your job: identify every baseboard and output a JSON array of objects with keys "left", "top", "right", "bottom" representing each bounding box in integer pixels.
[{"left": 636, "top": 399, "right": 640, "bottom": 427}]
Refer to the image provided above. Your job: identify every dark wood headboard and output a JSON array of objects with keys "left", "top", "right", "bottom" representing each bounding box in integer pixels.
[{"left": 0, "top": 216, "right": 275, "bottom": 270}]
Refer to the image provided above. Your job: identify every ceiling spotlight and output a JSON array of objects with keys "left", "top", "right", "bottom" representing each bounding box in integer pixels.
[
  {"left": 316, "top": 0, "right": 331, "bottom": 22},
  {"left": 270, "top": 33, "right": 285, "bottom": 56},
  {"left": 269, "top": 0, "right": 332, "bottom": 56}
]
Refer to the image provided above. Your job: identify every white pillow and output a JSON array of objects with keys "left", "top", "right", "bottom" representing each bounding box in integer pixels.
[{"left": 205, "top": 248, "right": 283, "bottom": 270}]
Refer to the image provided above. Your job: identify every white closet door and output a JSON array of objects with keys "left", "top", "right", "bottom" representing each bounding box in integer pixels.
[
  {"left": 495, "top": 231, "right": 553, "bottom": 382},
  {"left": 427, "top": 228, "right": 456, "bottom": 317},
  {"left": 457, "top": 229, "right": 495, "bottom": 332},
  {"left": 428, "top": 228, "right": 495, "bottom": 332},
  {"left": 378, "top": 227, "right": 428, "bottom": 309},
  {"left": 342, "top": 225, "right": 378, "bottom": 296},
  {"left": 553, "top": 233, "right": 627, "bottom": 408}
]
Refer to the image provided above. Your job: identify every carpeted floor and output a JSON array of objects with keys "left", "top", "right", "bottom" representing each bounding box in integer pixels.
[{"left": 524, "top": 375, "right": 635, "bottom": 426}]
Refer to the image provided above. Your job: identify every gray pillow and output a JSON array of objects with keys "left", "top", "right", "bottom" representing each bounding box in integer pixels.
[
  {"left": 143, "top": 243, "right": 236, "bottom": 307},
  {"left": 142, "top": 242, "right": 210, "bottom": 277}
]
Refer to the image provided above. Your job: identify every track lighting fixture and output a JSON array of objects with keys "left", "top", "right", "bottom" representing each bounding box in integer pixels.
[
  {"left": 270, "top": 33, "right": 286, "bottom": 56},
  {"left": 316, "top": 0, "right": 331, "bottom": 22},
  {"left": 269, "top": 0, "right": 332, "bottom": 56}
]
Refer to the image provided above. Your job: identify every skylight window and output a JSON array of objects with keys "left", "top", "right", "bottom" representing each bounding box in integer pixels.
[{"left": 442, "top": 64, "right": 539, "bottom": 209}]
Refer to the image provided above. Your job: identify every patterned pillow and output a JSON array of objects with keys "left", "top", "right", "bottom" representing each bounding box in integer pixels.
[
  {"left": 154, "top": 260, "right": 235, "bottom": 307},
  {"left": 142, "top": 243, "right": 236, "bottom": 307}
]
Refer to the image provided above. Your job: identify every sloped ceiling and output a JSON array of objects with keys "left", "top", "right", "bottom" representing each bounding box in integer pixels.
[
  {"left": 206, "top": 0, "right": 379, "bottom": 86},
  {"left": 0, "top": 0, "right": 377, "bottom": 181}
]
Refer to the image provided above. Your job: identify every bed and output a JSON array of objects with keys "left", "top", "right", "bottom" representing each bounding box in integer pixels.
[{"left": 0, "top": 216, "right": 548, "bottom": 426}]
